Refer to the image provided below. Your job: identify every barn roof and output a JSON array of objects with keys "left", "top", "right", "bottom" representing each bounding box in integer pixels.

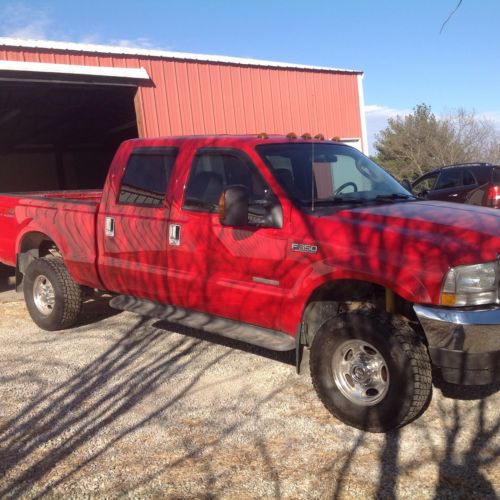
[{"left": 0, "top": 37, "right": 363, "bottom": 75}]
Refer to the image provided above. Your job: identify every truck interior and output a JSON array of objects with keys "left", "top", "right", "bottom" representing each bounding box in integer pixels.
[{"left": 0, "top": 80, "right": 139, "bottom": 192}]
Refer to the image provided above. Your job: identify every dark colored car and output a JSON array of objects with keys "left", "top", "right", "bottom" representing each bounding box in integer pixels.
[{"left": 412, "top": 162, "right": 500, "bottom": 208}]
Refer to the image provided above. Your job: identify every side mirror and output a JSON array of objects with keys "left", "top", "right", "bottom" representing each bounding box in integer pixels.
[
  {"left": 401, "top": 178, "right": 413, "bottom": 193},
  {"left": 219, "top": 186, "right": 249, "bottom": 226}
]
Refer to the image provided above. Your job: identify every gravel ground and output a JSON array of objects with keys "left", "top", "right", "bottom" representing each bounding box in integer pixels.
[{"left": 0, "top": 275, "right": 499, "bottom": 499}]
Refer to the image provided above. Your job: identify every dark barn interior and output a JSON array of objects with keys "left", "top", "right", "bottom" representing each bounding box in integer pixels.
[{"left": 0, "top": 79, "right": 138, "bottom": 192}]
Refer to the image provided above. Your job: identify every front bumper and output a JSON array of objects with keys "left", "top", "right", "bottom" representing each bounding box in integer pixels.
[{"left": 414, "top": 304, "right": 500, "bottom": 385}]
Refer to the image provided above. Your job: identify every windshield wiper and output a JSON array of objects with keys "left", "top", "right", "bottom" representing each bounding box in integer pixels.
[
  {"left": 373, "top": 193, "right": 417, "bottom": 203},
  {"left": 300, "top": 193, "right": 417, "bottom": 208},
  {"left": 307, "top": 197, "right": 367, "bottom": 206}
]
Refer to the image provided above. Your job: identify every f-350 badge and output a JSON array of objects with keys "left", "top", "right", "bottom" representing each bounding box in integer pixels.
[{"left": 291, "top": 243, "right": 318, "bottom": 254}]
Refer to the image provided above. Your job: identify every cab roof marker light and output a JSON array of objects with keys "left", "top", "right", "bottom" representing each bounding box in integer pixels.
[
  {"left": 301, "top": 133, "right": 312, "bottom": 139},
  {"left": 286, "top": 132, "right": 297, "bottom": 139},
  {"left": 314, "top": 133, "right": 325, "bottom": 140},
  {"left": 257, "top": 132, "right": 269, "bottom": 139}
]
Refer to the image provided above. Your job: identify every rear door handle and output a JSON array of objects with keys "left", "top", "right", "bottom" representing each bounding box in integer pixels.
[
  {"left": 169, "top": 224, "right": 181, "bottom": 245},
  {"left": 105, "top": 217, "right": 115, "bottom": 237}
]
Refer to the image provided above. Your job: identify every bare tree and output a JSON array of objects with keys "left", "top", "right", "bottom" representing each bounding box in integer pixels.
[
  {"left": 447, "top": 109, "right": 500, "bottom": 163},
  {"left": 373, "top": 104, "right": 500, "bottom": 180}
]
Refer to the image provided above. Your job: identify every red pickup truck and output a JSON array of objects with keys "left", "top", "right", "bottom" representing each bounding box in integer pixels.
[{"left": 0, "top": 135, "right": 499, "bottom": 432}]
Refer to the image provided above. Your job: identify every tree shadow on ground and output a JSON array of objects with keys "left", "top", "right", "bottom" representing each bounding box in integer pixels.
[
  {"left": 0, "top": 316, "right": 293, "bottom": 498},
  {"left": 326, "top": 381, "right": 499, "bottom": 499},
  {"left": 432, "top": 399, "right": 499, "bottom": 498},
  {"left": 0, "top": 318, "right": 226, "bottom": 497},
  {"left": 0, "top": 309, "right": 498, "bottom": 498}
]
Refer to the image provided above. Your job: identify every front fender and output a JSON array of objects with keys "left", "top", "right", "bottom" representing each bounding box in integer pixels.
[
  {"left": 280, "top": 259, "right": 432, "bottom": 335},
  {"left": 296, "top": 260, "right": 431, "bottom": 304}
]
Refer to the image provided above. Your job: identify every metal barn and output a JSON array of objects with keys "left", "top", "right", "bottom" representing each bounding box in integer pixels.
[{"left": 0, "top": 38, "right": 366, "bottom": 192}]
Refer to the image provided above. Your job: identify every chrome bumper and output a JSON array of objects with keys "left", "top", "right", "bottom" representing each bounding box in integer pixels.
[{"left": 414, "top": 304, "right": 500, "bottom": 385}]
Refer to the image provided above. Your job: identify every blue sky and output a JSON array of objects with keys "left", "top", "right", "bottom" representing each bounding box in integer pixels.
[{"left": 1, "top": 0, "right": 499, "bottom": 152}]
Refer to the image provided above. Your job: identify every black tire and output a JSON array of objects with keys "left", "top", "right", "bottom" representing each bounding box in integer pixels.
[
  {"left": 23, "top": 256, "right": 82, "bottom": 331},
  {"left": 310, "top": 310, "right": 432, "bottom": 432}
]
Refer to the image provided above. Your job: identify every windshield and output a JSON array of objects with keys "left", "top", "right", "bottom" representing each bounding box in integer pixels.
[{"left": 256, "top": 142, "right": 413, "bottom": 208}]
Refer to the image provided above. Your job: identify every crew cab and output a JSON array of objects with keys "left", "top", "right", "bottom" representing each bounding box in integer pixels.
[{"left": 0, "top": 135, "right": 499, "bottom": 432}]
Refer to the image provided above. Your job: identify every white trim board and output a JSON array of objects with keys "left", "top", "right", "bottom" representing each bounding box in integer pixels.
[{"left": 0, "top": 59, "right": 150, "bottom": 81}]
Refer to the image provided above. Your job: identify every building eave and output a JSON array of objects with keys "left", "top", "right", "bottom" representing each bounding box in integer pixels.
[{"left": 0, "top": 37, "right": 363, "bottom": 75}]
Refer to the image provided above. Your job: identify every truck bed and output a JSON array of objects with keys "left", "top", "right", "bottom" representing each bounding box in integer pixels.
[
  {"left": 4, "top": 189, "right": 103, "bottom": 203},
  {"left": 0, "top": 190, "right": 102, "bottom": 288}
]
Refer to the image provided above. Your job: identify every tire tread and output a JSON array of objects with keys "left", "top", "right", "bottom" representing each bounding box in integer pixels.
[
  {"left": 310, "top": 309, "right": 432, "bottom": 431},
  {"left": 25, "top": 256, "right": 82, "bottom": 330}
]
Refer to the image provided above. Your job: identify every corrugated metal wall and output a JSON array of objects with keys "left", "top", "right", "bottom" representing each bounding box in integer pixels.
[{"left": 0, "top": 47, "right": 362, "bottom": 145}]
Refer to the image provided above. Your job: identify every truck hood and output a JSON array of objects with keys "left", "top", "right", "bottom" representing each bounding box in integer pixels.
[
  {"left": 301, "top": 200, "right": 500, "bottom": 304},
  {"left": 332, "top": 200, "right": 500, "bottom": 264}
]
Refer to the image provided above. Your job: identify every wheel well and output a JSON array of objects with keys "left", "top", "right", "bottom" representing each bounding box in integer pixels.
[
  {"left": 20, "top": 232, "right": 57, "bottom": 258},
  {"left": 17, "top": 232, "right": 59, "bottom": 282},
  {"left": 302, "top": 280, "right": 415, "bottom": 344}
]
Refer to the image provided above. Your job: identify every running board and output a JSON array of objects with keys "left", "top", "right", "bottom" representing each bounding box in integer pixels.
[{"left": 109, "top": 295, "right": 295, "bottom": 352}]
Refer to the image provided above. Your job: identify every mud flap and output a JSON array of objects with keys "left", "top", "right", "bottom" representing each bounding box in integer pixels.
[{"left": 295, "top": 321, "right": 308, "bottom": 374}]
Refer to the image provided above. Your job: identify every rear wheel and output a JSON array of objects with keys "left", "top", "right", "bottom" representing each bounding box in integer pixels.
[
  {"left": 310, "top": 310, "right": 432, "bottom": 432},
  {"left": 24, "top": 257, "right": 82, "bottom": 331}
]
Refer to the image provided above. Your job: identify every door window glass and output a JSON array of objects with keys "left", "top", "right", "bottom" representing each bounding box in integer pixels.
[
  {"left": 435, "top": 169, "right": 462, "bottom": 190},
  {"left": 118, "top": 149, "right": 178, "bottom": 207},
  {"left": 184, "top": 150, "right": 281, "bottom": 227},
  {"left": 463, "top": 169, "right": 476, "bottom": 186},
  {"left": 184, "top": 151, "right": 274, "bottom": 213},
  {"left": 413, "top": 174, "right": 437, "bottom": 196},
  {"left": 492, "top": 168, "right": 500, "bottom": 184}
]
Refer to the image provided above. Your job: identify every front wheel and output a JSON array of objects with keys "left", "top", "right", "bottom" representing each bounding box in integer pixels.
[
  {"left": 310, "top": 310, "right": 432, "bottom": 432},
  {"left": 24, "top": 256, "right": 82, "bottom": 331}
]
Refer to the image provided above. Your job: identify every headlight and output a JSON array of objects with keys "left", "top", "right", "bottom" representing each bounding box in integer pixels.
[{"left": 440, "top": 261, "right": 499, "bottom": 306}]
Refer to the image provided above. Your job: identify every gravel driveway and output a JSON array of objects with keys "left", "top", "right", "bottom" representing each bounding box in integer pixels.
[{"left": 0, "top": 276, "right": 498, "bottom": 498}]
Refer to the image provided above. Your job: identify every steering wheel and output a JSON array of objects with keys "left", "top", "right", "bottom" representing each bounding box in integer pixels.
[{"left": 334, "top": 182, "right": 358, "bottom": 195}]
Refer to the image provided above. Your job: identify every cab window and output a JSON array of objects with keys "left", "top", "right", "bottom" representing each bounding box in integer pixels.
[{"left": 118, "top": 148, "right": 178, "bottom": 207}]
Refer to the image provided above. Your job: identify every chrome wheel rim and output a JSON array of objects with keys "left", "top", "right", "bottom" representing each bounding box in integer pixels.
[
  {"left": 33, "top": 275, "right": 55, "bottom": 316},
  {"left": 332, "top": 339, "right": 389, "bottom": 406}
]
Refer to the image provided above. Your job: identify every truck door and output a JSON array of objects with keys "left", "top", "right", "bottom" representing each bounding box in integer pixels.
[
  {"left": 98, "top": 147, "right": 178, "bottom": 303},
  {"left": 166, "top": 148, "right": 290, "bottom": 331}
]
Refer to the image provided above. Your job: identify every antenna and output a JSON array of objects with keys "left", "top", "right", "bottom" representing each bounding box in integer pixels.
[
  {"left": 310, "top": 93, "right": 317, "bottom": 212},
  {"left": 311, "top": 139, "right": 315, "bottom": 212}
]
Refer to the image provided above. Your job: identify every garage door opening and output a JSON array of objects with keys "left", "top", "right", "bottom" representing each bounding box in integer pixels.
[{"left": 0, "top": 79, "right": 139, "bottom": 192}]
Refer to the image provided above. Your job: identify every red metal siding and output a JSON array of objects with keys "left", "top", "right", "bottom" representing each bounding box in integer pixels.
[{"left": 1, "top": 47, "right": 362, "bottom": 143}]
